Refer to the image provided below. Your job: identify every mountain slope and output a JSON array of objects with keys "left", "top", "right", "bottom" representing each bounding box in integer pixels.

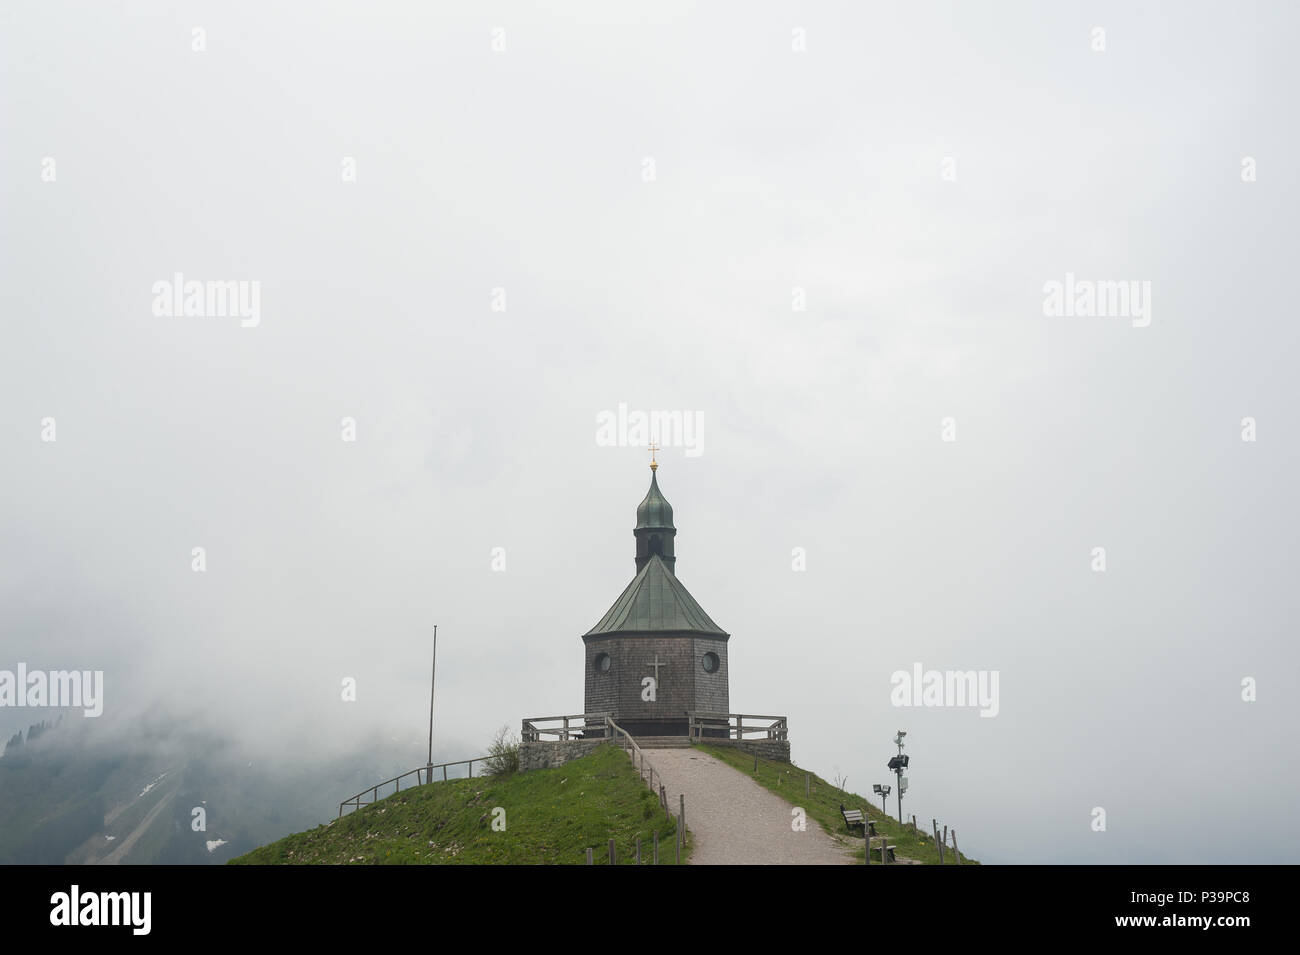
[{"left": 0, "top": 717, "right": 426, "bottom": 864}]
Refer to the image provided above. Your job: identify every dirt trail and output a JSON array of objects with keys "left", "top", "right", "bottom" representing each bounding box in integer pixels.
[{"left": 646, "top": 748, "right": 855, "bottom": 865}]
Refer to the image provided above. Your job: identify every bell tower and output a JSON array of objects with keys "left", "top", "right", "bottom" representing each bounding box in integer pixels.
[
  {"left": 633, "top": 444, "right": 676, "bottom": 573},
  {"left": 582, "top": 454, "right": 730, "bottom": 738}
]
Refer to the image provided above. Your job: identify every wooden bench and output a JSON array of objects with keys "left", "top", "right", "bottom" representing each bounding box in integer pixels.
[
  {"left": 840, "top": 805, "right": 876, "bottom": 836},
  {"left": 867, "top": 836, "right": 898, "bottom": 863}
]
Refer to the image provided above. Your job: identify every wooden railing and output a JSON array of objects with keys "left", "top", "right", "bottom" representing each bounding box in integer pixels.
[
  {"left": 607, "top": 718, "right": 674, "bottom": 818},
  {"left": 338, "top": 756, "right": 488, "bottom": 818},
  {"left": 686, "top": 711, "right": 788, "bottom": 741},
  {"left": 520, "top": 713, "right": 610, "bottom": 742}
]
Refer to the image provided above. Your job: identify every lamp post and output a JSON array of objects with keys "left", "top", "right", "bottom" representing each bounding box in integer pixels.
[
  {"left": 873, "top": 783, "right": 891, "bottom": 816},
  {"left": 886, "top": 730, "right": 909, "bottom": 824}
]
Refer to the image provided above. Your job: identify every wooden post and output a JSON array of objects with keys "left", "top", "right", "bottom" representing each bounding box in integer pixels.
[
  {"left": 443, "top": 765, "right": 447, "bottom": 782},
  {"left": 752, "top": 751, "right": 758, "bottom": 773},
  {"left": 943, "top": 824, "right": 948, "bottom": 847},
  {"left": 675, "top": 816, "right": 682, "bottom": 864},
  {"left": 933, "top": 819, "right": 944, "bottom": 864},
  {"left": 608, "top": 839, "right": 616, "bottom": 865},
  {"left": 654, "top": 831, "right": 659, "bottom": 865},
  {"left": 911, "top": 814, "right": 917, "bottom": 833},
  {"left": 585, "top": 847, "right": 593, "bottom": 865},
  {"left": 805, "top": 774, "right": 810, "bottom": 796},
  {"left": 636, "top": 837, "right": 641, "bottom": 865},
  {"left": 951, "top": 829, "right": 961, "bottom": 865}
]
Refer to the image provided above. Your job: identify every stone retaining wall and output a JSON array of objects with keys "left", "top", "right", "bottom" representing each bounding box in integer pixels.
[{"left": 519, "top": 738, "right": 607, "bottom": 771}]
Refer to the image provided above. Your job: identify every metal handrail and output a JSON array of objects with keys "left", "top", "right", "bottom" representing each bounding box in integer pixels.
[{"left": 338, "top": 755, "right": 490, "bottom": 818}]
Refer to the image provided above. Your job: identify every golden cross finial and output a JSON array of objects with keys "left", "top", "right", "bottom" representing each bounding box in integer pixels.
[{"left": 648, "top": 441, "right": 660, "bottom": 471}]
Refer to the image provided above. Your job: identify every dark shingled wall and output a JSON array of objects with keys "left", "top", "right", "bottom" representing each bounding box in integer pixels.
[{"left": 583, "top": 633, "right": 730, "bottom": 736}]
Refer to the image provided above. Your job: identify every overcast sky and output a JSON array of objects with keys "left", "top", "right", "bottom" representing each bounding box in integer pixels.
[{"left": 3, "top": 1, "right": 1298, "bottom": 863}]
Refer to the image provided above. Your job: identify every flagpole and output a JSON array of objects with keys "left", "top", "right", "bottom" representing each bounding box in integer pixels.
[{"left": 426, "top": 625, "right": 437, "bottom": 778}]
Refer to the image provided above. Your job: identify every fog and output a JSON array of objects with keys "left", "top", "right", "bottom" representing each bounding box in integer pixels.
[{"left": 2, "top": 1, "right": 1297, "bottom": 863}]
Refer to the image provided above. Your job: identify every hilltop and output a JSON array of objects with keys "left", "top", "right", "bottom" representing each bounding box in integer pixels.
[
  {"left": 228, "top": 740, "right": 976, "bottom": 866},
  {"left": 230, "top": 744, "right": 687, "bottom": 865}
]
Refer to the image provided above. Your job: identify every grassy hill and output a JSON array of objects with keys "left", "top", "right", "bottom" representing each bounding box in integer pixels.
[
  {"left": 231, "top": 744, "right": 688, "bottom": 865},
  {"left": 696, "top": 743, "right": 979, "bottom": 865}
]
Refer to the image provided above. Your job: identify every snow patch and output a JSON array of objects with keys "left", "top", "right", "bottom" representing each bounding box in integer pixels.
[{"left": 138, "top": 772, "right": 168, "bottom": 798}]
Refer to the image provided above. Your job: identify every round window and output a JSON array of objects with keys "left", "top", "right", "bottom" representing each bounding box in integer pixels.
[
  {"left": 594, "top": 652, "right": 611, "bottom": 673},
  {"left": 701, "top": 651, "right": 719, "bottom": 673}
]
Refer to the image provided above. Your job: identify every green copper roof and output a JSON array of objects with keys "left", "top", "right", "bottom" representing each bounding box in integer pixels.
[
  {"left": 635, "top": 471, "right": 674, "bottom": 529},
  {"left": 585, "top": 554, "right": 727, "bottom": 636}
]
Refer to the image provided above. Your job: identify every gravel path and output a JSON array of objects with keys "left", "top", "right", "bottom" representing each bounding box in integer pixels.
[{"left": 646, "top": 748, "right": 855, "bottom": 865}]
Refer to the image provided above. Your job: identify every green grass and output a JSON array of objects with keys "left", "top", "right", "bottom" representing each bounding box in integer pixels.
[
  {"left": 695, "top": 744, "right": 978, "bottom": 866},
  {"left": 229, "top": 744, "right": 688, "bottom": 865}
]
